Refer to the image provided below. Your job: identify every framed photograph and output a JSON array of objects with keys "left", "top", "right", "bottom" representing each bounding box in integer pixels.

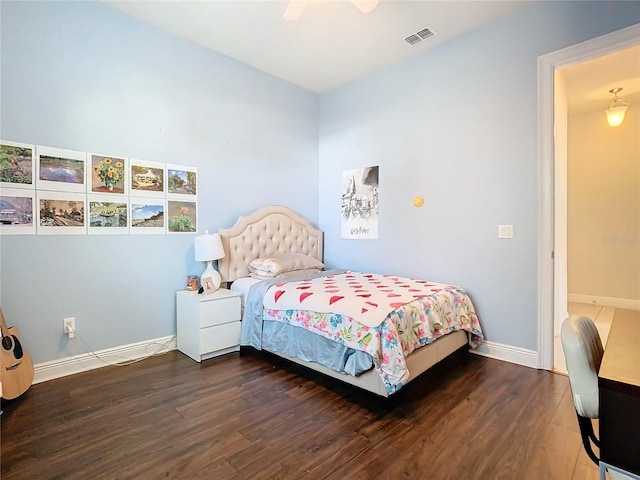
[
  {"left": 90, "top": 153, "right": 127, "bottom": 195},
  {"left": 130, "top": 159, "right": 165, "bottom": 198},
  {"left": 130, "top": 197, "right": 165, "bottom": 234},
  {"left": 0, "top": 187, "right": 36, "bottom": 235},
  {"left": 0, "top": 141, "right": 35, "bottom": 189},
  {"left": 88, "top": 194, "right": 128, "bottom": 235},
  {"left": 36, "top": 146, "right": 87, "bottom": 193},
  {"left": 202, "top": 276, "right": 215, "bottom": 295},
  {"left": 167, "top": 200, "right": 196, "bottom": 233},
  {"left": 166, "top": 164, "right": 197, "bottom": 198},
  {"left": 36, "top": 191, "right": 86, "bottom": 235}
]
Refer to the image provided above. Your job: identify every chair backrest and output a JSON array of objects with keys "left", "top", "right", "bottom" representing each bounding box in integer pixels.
[{"left": 560, "top": 315, "right": 604, "bottom": 419}]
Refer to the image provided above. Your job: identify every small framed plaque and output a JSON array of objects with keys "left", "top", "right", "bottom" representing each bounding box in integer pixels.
[{"left": 202, "top": 276, "right": 215, "bottom": 295}]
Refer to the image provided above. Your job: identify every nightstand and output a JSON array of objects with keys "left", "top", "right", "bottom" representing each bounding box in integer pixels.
[{"left": 176, "top": 288, "right": 242, "bottom": 362}]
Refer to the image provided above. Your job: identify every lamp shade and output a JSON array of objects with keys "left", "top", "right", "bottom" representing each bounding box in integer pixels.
[
  {"left": 604, "top": 88, "right": 630, "bottom": 127},
  {"left": 194, "top": 232, "right": 225, "bottom": 262},
  {"left": 605, "top": 104, "right": 629, "bottom": 127}
]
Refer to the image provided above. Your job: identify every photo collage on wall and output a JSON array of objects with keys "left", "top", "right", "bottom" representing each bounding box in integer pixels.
[
  {"left": 341, "top": 165, "right": 379, "bottom": 240},
  {"left": 0, "top": 141, "right": 198, "bottom": 235}
]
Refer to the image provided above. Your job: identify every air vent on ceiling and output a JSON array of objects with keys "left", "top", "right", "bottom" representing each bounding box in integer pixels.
[
  {"left": 405, "top": 27, "right": 435, "bottom": 46},
  {"left": 417, "top": 28, "right": 434, "bottom": 40},
  {"left": 405, "top": 34, "right": 421, "bottom": 46}
]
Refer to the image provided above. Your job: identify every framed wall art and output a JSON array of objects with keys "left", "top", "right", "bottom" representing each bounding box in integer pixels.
[
  {"left": 167, "top": 200, "right": 197, "bottom": 233},
  {"left": 36, "top": 191, "right": 86, "bottom": 235},
  {"left": 90, "top": 153, "right": 127, "bottom": 195},
  {"left": 130, "top": 159, "right": 165, "bottom": 198},
  {"left": 0, "top": 187, "right": 36, "bottom": 235},
  {"left": 1, "top": 138, "right": 201, "bottom": 236},
  {"left": 0, "top": 141, "right": 35, "bottom": 189},
  {"left": 166, "top": 164, "right": 197, "bottom": 198},
  {"left": 88, "top": 194, "right": 129, "bottom": 235},
  {"left": 36, "top": 146, "right": 87, "bottom": 193},
  {"left": 341, "top": 165, "right": 379, "bottom": 240},
  {"left": 130, "top": 197, "right": 165, "bottom": 235}
]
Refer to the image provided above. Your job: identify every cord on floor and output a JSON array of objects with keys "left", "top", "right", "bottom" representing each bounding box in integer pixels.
[{"left": 71, "top": 331, "right": 177, "bottom": 367}]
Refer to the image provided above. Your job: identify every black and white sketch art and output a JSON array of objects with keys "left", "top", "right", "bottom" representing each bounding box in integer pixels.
[{"left": 341, "top": 166, "right": 379, "bottom": 239}]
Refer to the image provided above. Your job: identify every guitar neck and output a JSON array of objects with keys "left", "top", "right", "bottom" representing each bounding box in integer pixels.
[{"left": 0, "top": 308, "right": 11, "bottom": 338}]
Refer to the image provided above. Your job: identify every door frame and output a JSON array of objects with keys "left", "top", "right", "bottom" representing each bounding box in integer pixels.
[{"left": 537, "top": 23, "right": 640, "bottom": 370}]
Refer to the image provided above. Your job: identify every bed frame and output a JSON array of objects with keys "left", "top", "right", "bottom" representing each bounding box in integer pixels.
[{"left": 218, "top": 205, "right": 468, "bottom": 397}]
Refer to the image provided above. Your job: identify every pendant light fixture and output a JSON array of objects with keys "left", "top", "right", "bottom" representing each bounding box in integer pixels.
[{"left": 604, "top": 87, "right": 630, "bottom": 127}]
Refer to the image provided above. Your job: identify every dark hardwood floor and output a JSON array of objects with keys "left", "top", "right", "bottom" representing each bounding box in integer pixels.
[{"left": 1, "top": 349, "right": 601, "bottom": 479}]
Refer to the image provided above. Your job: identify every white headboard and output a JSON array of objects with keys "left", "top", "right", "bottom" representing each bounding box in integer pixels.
[{"left": 218, "top": 205, "right": 324, "bottom": 283}]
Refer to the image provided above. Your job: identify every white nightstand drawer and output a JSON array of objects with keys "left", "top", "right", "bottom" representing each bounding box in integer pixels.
[
  {"left": 176, "top": 288, "right": 242, "bottom": 362},
  {"left": 200, "top": 295, "right": 241, "bottom": 328},
  {"left": 200, "top": 322, "right": 241, "bottom": 352}
]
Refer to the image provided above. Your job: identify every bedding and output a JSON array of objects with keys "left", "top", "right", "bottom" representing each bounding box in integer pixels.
[
  {"left": 242, "top": 270, "right": 375, "bottom": 376},
  {"left": 229, "top": 276, "right": 262, "bottom": 305},
  {"left": 249, "top": 268, "right": 323, "bottom": 280},
  {"left": 248, "top": 253, "right": 324, "bottom": 276},
  {"left": 241, "top": 269, "right": 483, "bottom": 394}
]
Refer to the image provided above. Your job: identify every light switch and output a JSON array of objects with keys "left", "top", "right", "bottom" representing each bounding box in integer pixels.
[{"left": 498, "top": 225, "right": 514, "bottom": 238}]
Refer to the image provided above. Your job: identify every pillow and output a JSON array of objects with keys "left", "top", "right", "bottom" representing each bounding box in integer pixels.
[
  {"left": 250, "top": 268, "right": 322, "bottom": 280},
  {"left": 248, "top": 253, "right": 324, "bottom": 276}
]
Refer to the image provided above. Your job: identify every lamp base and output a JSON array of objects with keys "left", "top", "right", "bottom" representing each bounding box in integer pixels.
[{"left": 200, "top": 261, "right": 222, "bottom": 294}]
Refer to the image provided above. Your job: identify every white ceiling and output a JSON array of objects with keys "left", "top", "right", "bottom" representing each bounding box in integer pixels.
[
  {"left": 103, "top": 0, "right": 533, "bottom": 93},
  {"left": 103, "top": 0, "right": 639, "bottom": 111},
  {"left": 562, "top": 45, "right": 640, "bottom": 115}
]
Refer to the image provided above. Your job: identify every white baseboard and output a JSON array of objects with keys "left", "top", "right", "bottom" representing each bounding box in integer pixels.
[
  {"left": 470, "top": 340, "right": 539, "bottom": 369},
  {"left": 568, "top": 294, "right": 640, "bottom": 311},
  {"left": 33, "top": 336, "right": 177, "bottom": 384},
  {"left": 33, "top": 335, "right": 539, "bottom": 385}
]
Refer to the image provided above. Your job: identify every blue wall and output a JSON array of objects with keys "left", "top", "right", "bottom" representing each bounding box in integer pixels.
[
  {"left": 318, "top": 1, "right": 640, "bottom": 350},
  {"left": 1, "top": 0, "right": 638, "bottom": 366},
  {"left": 0, "top": 1, "right": 318, "bottom": 363}
]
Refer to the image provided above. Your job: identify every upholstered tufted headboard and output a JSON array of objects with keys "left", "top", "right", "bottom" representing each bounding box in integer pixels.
[{"left": 218, "top": 205, "right": 324, "bottom": 283}]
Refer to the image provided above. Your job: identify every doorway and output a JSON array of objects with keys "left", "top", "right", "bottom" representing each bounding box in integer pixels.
[{"left": 538, "top": 23, "right": 640, "bottom": 371}]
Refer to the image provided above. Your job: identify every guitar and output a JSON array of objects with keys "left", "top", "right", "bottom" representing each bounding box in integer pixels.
[{"left": 0, "top": 307, "right": 34, "bottom": 400}]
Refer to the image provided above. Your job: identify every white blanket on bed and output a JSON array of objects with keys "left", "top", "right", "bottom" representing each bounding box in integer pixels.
[{"left": 262, "top": 272, "right": 456, "bottom": 328}]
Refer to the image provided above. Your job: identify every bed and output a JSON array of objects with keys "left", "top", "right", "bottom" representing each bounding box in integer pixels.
[{"left": 219, "top": 205, "right": 483, "bottom": 397}]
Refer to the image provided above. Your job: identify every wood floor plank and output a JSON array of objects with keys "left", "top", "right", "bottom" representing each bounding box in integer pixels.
[
  {"left": 573, "top": 461, "right": 602, "bottom": 480},
  {"left": 519, "top": 423, "right": 583, "bottom": 480},
  {"left": 1, "top": 349, "right": 588, "bottom": 480}
]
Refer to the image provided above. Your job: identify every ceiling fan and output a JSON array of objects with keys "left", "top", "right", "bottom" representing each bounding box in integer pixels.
[{"left": 283, "top": 0, "right": 379, "bottom": 21}]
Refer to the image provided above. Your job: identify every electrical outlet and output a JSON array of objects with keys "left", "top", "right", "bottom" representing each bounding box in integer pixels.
[{"left": 63, "top": 317, "right": 75, "bottom": 338}]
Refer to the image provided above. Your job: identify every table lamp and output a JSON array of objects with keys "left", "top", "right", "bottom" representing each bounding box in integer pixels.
[{"left": 194, "top": 231, "right": 225, "bottom": 293}]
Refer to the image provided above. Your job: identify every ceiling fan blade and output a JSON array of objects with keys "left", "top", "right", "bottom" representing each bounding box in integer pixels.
[
  {"left": 350, "top": 0, "right": 379, "bottom": 14},
  {"left": 283, "top": 0, "right": 307, "bottom": 21}
]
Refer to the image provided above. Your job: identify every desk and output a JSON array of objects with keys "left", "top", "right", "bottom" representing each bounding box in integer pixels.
[{"left": 598, "top": 308, "right": 640, "bottom": 479}]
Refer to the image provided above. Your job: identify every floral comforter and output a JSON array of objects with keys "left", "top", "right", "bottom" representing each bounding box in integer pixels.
[{"left": 260, "top": 271, "right": 484, "bottom": 394}]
